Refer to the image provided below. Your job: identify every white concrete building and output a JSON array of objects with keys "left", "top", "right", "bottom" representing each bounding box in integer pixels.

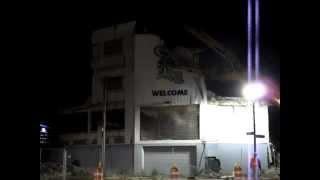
[{"left": 61, "top": 21, "right": 271, "bottom": 176}]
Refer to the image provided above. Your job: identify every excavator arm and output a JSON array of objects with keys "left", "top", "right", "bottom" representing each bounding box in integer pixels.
[
  {"left": 185, "top": 26, "right": 280, "bottom": 106},
  {"left": 184, "top": 26, "right": 244, "bottom": 75}
]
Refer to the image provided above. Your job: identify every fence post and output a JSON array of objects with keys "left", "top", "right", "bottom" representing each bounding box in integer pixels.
[
  {"left": 40, "top": 148, "right": 42, "bottom": 165},
  {"left": 62, "top": 148, "right": 67, "bottom": 180}
]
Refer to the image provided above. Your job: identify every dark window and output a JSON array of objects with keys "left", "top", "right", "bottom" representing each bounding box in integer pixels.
[
  {"left": 91, "top": 139, "right": 97, "bottom": 144},
  {"left": 92, "top": 43, "right": 101, "bottom": 60},
  {"left": 114, "top": 136, "right": 125, "bottom": 144},
  {"left": 106, "top": 138, "right": 110, "bottom": 144},
  {"left": 58, "top": 113, "right": 88, "bottom": 133},
  {"left": 140, "top": 105, "right": 199, "bottom": 140},
  {"left": 103, "top": 77, "right": 123, "bottom": 90},
  {"left": 96, "top": 109, "right": 125, "bottom": 130},
  {"left": 107, "top": 109, "right": 125, "bottom": 130},
  {"left": 104, "top": 39, "right": 122, "bottom": 56},
  {"left": 91, "top": 111, "right": 102, "bottom": 131},
  {"left": 107, "top": 77, "right": 123, "bottom": 90},
  {"left": 73, "top": 139, "right": 87, "bottom": 145}
]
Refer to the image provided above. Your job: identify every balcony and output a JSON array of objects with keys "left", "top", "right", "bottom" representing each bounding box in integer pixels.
[
  {"left": 60, "top": 130, "right": 125, "bottom": 145},
  {"left": 92, "top": 54, "right": 125, "bottom": 70}
]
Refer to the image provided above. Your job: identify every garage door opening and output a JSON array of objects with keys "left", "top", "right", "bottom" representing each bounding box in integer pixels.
[{"left": 143, "top": 146, "right": 196, "bottom": 177}]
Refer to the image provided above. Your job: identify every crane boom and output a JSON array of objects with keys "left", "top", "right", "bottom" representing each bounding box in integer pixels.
[{"left": 184, "top": 26, "right": 243, "bottom": 72}]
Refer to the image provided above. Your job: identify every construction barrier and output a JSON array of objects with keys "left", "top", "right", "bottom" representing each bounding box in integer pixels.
[
  {"left": 250, "top": 153, "right": 261, "bottom": 178},
  {"left": 233, "top": 162, "right": 243, "bottom": 180},
  {"left": 170, "top": 163, "right": 180, "bottom": 179},
  {"left": 94, "top": 162, "right": 104, "bottom": 180}
]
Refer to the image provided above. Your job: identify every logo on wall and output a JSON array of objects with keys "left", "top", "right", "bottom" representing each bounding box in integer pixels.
[{"left": 153, "top": 44, "right": 184, "bottom": 84}]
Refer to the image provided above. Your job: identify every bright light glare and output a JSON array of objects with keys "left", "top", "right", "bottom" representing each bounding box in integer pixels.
[
  {"left": 200, "top": 104, "right": 269, "bottom": 144},
  {"left": 242, "top": 81, "right": 266, "bottom": 101},
  {"left": 41, "top": 127, "right": 47, "bottom": 133},
  {"left": 275, "top": 98, "right": 280, "bottom": 105}
]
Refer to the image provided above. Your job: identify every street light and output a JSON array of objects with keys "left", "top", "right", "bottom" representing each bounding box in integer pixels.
[
  {"left": 242, "top": 81, "right": 267, "bottom": 154},
  {"left": 41, "top": 127, "right": 47, "bottom": 133},
  {"left": 242, "top": 81, "right": 266, "bottom": 101}
]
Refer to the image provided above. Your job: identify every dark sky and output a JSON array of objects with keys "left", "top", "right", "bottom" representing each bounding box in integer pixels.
[{"left": 33, "top": 1, "right": 280, "bottom": 146}]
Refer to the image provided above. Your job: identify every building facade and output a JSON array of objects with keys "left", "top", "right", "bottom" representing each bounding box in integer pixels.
[{"left": 61, "top": 21, "right": 271, "bottom": 176}]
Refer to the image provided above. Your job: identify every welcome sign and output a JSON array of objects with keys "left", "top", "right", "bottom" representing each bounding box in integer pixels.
[{"left": 152, "top": 89, "right": 188, "bottom": 96}]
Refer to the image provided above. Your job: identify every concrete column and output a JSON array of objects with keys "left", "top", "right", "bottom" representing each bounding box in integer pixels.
[{"left": 134, "top": 144, "right": 143, "bottom": 174}]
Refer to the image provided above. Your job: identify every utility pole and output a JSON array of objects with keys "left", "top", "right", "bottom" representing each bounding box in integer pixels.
[
  {"left": 40, "top": 148, "right": 42, "bottom": 165},
  {"left": 102, "top": 79, "right": 108, "bottom": 172},
  {"left": 253, "top": 102, "right": 256, "bottom": 154},
  {"left": 62, "top": 148, "right": 67, "bottom": 180}
]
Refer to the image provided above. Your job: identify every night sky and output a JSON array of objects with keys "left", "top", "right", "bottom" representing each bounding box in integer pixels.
[{"left": 33, "top": 1, "right": 280, "bottom": 149}]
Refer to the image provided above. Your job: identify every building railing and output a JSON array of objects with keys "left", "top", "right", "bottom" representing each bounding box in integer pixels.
[
  {"left": 60, "top": 130, "right": 125, "bottom": 145},
  {"left": 92, "top": 54, "right": 125, "bottom": 70}
]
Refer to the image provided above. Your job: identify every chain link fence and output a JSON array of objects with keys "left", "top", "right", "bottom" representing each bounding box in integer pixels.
[
  {"left": 40, "top": 147, "right": 93, "bottom": 180},
  {"left": 40, "top": 144, "right": 133, "bottom": 180}
]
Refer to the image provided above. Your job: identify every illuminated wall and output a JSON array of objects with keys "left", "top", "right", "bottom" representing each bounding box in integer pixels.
[{"left": 200, "top": 103, "right": 269, "bottom": 144}]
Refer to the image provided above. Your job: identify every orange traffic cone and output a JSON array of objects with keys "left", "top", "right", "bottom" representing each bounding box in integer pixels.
[
  {"left": 94, "top": 162, "right": 104, "bottom": 180},
  {"left": 233, "top": 162, "right": 243, "bottom": 180},
  {"left": 170, "top": 163, "right": 180, "bottom": 179}
]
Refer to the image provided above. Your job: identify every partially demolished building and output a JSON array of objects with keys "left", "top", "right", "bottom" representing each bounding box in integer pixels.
[{"left": 60, "top": 21, "right": 271, "bottom": 176}]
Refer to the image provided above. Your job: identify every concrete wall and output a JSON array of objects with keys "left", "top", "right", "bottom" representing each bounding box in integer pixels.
[
  {"left": 91, "top": 22, "right": 134, "bottom": 104},
  {"left": 91, "top": 21, "right": 136, "bottom": 145}
]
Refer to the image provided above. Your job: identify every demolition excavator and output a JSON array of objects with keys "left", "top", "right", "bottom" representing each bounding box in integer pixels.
[{"left": 184, "top": 26, "right": 280, "bottom": 106}]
